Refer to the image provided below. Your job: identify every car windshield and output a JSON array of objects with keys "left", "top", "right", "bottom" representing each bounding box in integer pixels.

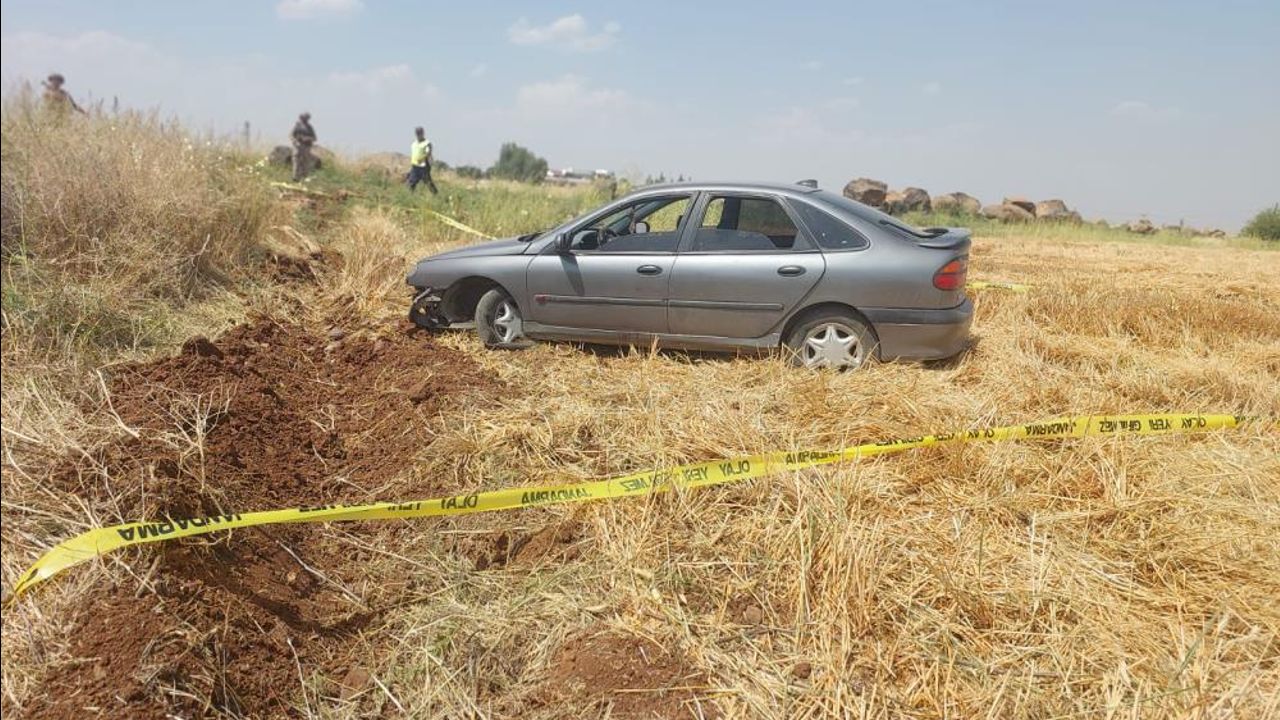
[{"left": 812, "top": 191, "right": 945, "bottom": 238}]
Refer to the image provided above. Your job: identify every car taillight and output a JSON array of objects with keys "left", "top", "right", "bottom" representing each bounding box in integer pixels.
[{"left": 933, "top": 258, "right": 967, "bottom": 291}]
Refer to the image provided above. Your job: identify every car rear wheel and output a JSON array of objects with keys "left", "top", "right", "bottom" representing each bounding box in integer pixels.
[
  {"left": 784, "top": 311, "right": 876, "bottom": 370},
  {"left": 475, "top": 289, "right": 532, "bottom": 349}
]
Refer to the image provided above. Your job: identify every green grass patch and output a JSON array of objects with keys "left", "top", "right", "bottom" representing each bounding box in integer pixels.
[
  {"left": 274, "top": 159, "right": 616, "bottom": 243},
  {"left": 902, "top": 211, "right": 1276, "bottom": 250}
]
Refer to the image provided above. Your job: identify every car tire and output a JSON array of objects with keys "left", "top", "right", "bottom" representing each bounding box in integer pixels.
[
  {"left": 784, "top": 310, "right": 877, "bottom": 370},
  {"left": 475, "top": 288, "right": 532, "bottom": 349}
]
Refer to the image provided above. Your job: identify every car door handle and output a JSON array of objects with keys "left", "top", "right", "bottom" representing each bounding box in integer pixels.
[
  {"left": 636, "top": 264, "right": 663, "bottom": 275},
  {"left": 777, "top": 265, "right": 806, "bottom": 277}
]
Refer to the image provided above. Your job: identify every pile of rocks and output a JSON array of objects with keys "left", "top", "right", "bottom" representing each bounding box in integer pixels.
[
  {"left": 842, "top": 177, "right": 1084, "bottom": 224},
  {"left": 840, "top": 177, "right": 1227, "bottom": 236},
  {"left": 978, "top": 197, "right": 1082, "bottom": 224}
]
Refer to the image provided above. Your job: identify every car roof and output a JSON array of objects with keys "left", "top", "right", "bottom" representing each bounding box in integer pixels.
[{"left": 629, "top": 180, "right": 823, "bottom": 198}]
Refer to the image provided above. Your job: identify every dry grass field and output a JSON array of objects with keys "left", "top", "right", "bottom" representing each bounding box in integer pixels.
[{"left": 2, "top": 103, "right": 1278, "bottom": 719}]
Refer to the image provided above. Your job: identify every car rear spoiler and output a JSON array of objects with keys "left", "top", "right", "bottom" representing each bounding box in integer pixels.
[{"left": 914, "top": 227, "right": 972, "bottom": 250}]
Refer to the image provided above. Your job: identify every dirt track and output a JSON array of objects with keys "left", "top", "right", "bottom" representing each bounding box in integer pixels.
[{"left": 28, "top": 318, "right": 500, "bottom": 718}]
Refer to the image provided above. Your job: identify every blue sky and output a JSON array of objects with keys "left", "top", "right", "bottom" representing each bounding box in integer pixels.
[{"left": 2, "top": 0, "right": 1277, "bottom": 229}]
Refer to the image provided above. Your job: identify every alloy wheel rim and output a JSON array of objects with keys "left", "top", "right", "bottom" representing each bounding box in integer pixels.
[
  {"left": 801, "top": 322, "right": 863, "bottom": 369},
  {"left": 492, "top": 300, "right": 522, "bottom": 343}
]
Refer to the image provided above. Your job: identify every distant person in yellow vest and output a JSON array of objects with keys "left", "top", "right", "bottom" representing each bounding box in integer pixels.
[
  {"left": 290, "top": 112, "right": 317, "bottom": 181},
  {"left": 42, "top": 73, "right": 86, "bottom": 116},
  {"left": 408, "top": 126, "right": 438, "bottom": 194}
]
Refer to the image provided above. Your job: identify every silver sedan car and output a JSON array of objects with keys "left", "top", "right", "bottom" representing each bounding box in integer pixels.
[{"left": 407, "top": 181, "right": 973, "bottom": 369}]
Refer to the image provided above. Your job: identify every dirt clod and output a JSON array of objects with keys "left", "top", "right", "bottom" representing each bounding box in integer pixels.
[
  {"left": 265, "top": 248, "right": 342, "bottom": 284},
  {"left": 450, "top": 520, "right": 584, "bottom": 571},
  {"left": 541, "top": 630, "right": 713, "bottom": 719},
  {"left": 515, "top": 519, "right": 583, "bottom": 564},
  {"left": 791, "top": 661, "right": 812, "bottom": 680},
  {"left": 182, "top": 335, "right": 223, "bottom": 358},
  {"left": 337, "top": 667, "right": 372, "bottom": 701}
]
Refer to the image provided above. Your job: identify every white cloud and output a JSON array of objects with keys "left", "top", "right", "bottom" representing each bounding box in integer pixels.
[
  {"left": 843, "top": 76, "right": 864, "bottom": 86},
  {"left": 2, "top": 29, "right": 161, "bottom": 73},
  {"left": 508, "top": 14, "right": 620, "bottom": 52},
  {"left": 326, "top": 63, "right": 440, "bottom": 101},
  {"left": 277, "top": 0, "right": 364, "bottom": 20},
  {"left": 1111, "top": 100, "right": 1150, "bottom": 115},
  {"left": 329, "top": 64, "right": 409, "bottom": 84},
  {"left": 0, "top": 30, "right": 177, "bottom": 105},
  {"left": 325, "top": 63, "right": 435, "bottom": 96},
  {"left": 922, "top": 81, "right": 942, "bottom": 96},
  {"left": 825, "top": 97, "right": 861, "bottom": 110},
  {"left": 470, "top": 63, "right": 488, "bottom": 78},
  {"left": 1110, "top": 99, "right": 1180, "bottom": 118},
  {"left": 802, "top": 60, "right": 824, "bottom": 71},
  {"left": 516, "top": 75, "right": 630, "bottom": 113}
]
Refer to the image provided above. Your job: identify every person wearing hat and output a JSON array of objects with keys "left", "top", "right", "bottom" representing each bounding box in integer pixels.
[
  {"left": 407, "top": 126, "right": 438, "bottom": 194},
  {"left": 42, "top": 73, "right": 86, "bottom": 116},
  {"left": 290, "top": 112, "right": 317, "bottom": 181}
]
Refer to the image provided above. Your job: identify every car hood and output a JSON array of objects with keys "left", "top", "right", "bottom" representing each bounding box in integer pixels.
[{"left": 423, "top": 236, "right": 531, "bottom": 261}]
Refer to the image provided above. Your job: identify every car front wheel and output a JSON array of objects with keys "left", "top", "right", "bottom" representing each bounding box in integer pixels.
[
  {"left": 475, "top": 288, "right": 532, "bottom": 349},
  {"left": 784, "top": 311, "right": 876, "bottom": 370}
]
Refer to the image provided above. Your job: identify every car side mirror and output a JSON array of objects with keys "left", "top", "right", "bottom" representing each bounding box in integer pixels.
[
  {"left": 633, "top": 221, "right": 650, "bottom": 234},
  {"left": 555, "top": 233, "right": 572, "bottom": 253}
]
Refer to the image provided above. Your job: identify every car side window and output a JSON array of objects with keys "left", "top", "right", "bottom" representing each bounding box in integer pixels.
[
  {"left": 569, "top": 195, "right": 691, "bottom": 253},
  {"left": 690, "top": 196, "right": 808, "bottom": 252},
  {"left": 791, "top": 201, "right": 870, "bottom": 251}
]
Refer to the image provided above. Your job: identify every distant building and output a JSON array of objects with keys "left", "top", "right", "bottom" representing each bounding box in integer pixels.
[{"left": 546, "top": 166, "right": 614, "bottom": 186}]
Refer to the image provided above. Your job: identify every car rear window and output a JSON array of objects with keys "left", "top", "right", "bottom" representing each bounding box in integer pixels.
[
  {"left": 791, "top": 201, "right": 869, "bottom": 250},
  {"left": 812, "top": 190, "right": 938, "bottom": 238},
  {"left": 690, "top": 196, "right": 807, "bottom": 252}
]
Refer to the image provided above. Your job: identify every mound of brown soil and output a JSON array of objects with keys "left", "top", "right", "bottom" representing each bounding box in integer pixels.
[
  {"left": 538, "top": 630, "right": 715, "bottom": 719},
  {"left": 27, "top": 318, "right": 502, "bottom": 718},
  {"left": 62, "top": 317, "right": 495, "bottom": 515}
]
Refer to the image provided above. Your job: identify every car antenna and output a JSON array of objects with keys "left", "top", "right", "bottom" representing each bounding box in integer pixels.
[{"left": 796, "top": 179, "right": 818, "bottom": 188}]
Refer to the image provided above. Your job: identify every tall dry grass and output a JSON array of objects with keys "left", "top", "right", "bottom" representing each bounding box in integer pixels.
[
  {"left": 325, "top": 207, "right": 419, "bottom": 318},
  {"left": 0, "top": 93, "right": 284, "bottom": 707},
  {"left": 1, "top": 90, "right": 275, "bottom": 355}
]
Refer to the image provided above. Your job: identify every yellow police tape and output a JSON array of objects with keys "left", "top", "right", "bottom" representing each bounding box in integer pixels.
[
  {"left": 968, "top": 280, "right": 1032, "bottom": 292},
  {"left": 427, "top": 209, "right": 492, "bottom": 239},
  {"left": 7, "top": 413, "right": 1272, "bottom": 601}
]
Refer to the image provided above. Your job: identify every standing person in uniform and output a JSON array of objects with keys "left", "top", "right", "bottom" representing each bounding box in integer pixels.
[
  {"left": 290, "top": 112, "right": 317, "bottom": 182},
  {"left": 42, "top": 73, "right": 86, "bottom": 116},
  {"left": 407, "top": 126, "right": 438, "bottom": 194}
]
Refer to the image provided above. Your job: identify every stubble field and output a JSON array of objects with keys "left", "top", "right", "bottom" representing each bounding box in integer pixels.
[{"left": 2, "top": 104, "right": 1278, "bottom": 719}]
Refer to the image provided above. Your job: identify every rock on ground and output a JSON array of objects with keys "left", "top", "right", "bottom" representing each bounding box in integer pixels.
[
  {"left": 268, "top": 145, "right": 292, "bottom": 166},
  {"left": 886, "top": 186, "right": 931, "bottom": 215},
  {"left": 843, "top": 177, "right": 888, "bottom": 208},
  {"left": 1034, "top": 199, "right": 1075, "bottom": 221},
  {"left": 1003, "top": 197, "right": 1037, "bottom": 216},
  {"left": 982, "top": 203, "right": 1035, "bottom": 222},
  {"left": 267, "top": 144, "right": 333, "bottom": 171},
  {"left": 933, "top": 192, "right": 982, "bottom": 215}
]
